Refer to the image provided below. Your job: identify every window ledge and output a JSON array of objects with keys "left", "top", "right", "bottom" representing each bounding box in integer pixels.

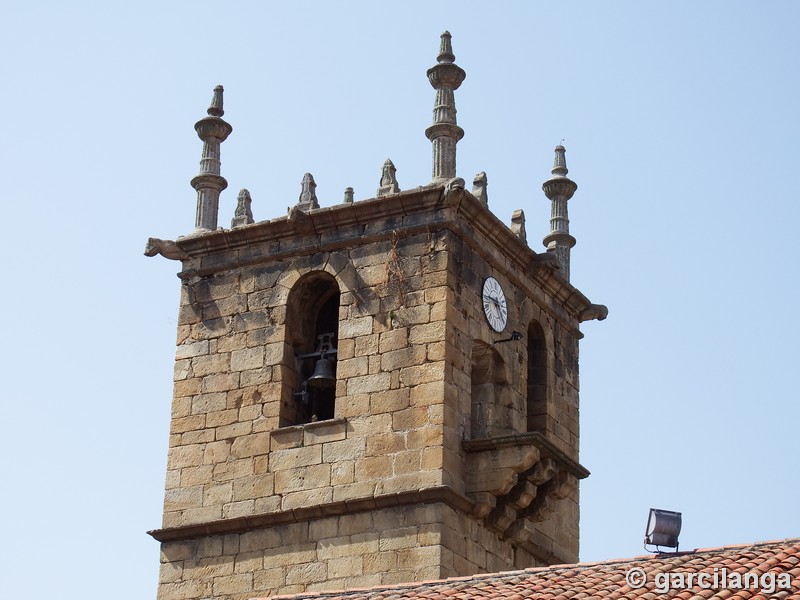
[
  {"left": 271, "top": 417, "right": 348, "bottom": 448},
  {"left": 276, "top": 417, "right": 347, "bottom": 433}
]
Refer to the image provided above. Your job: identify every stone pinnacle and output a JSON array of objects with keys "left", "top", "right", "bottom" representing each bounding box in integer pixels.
[
  {"left": 425, "top": 31, "right": 466, "bottom": 183},
  {"left": 542, "top": 145, "right": 578, "bottom": 282},
  {"left": 437, "top": 30, "right": 455, "bottom": 64},
  {"left": 208, "top": 85, "right": 225, "bottom": 117},
  {"left": 191, "top": 85, "right": 233, "bottom": 232}
]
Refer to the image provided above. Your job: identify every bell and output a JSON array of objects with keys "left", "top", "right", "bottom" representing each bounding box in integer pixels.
[{"left": 307, "top": 357, "right": 336, "bottom": 389}]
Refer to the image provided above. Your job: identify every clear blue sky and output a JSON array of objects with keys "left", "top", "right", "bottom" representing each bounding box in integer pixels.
[{"left": 2, "top": 2, "right": 798, "bottom": 598}]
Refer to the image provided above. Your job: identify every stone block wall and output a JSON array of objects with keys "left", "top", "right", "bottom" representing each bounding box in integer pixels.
[
  {"left": 155, "top": 187, "right": 595, "bottom": 596},
  {"left": 444, "top": 232, "right": 581, "bottom": 462},
  {"left": 441, "top": 224, "right": 582, "bottom": 563},
  {"left": 165, "top": 229, "right": 452, "bottom": 530},
  {"left": 157, "top": 502, "right": 544, "bottom": 600}
]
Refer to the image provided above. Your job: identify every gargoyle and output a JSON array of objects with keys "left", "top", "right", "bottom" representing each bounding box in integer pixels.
[
  {"left": 445, "top": 177, "right": 465, "bottom": 193},
  {"left": 530, "top": 252, "right": 560, "bottom": 272},
  {"left": 579, "top": 304, "right": 609, "bottom": 322},
  {"left": 287, "top": 204, "right": 314, "bottom": 234},
  {"left": 144, "top": 237, "right": 189, "bottom": 261}
]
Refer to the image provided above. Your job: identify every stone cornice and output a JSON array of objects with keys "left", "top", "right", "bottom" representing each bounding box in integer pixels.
[
  {"left": 171, "top": 184, "right": 602, "bottom": 331},
  {"left": 462, "top": 431, "right": 591, "bottom": 480},
  {"left": 174, "top": 186, "right": 439, "bottom": 255},
  {"left": 148, "top": 485, "right": 474, "bottom": 543},
  {"left": 442, "top": 188, "right": 599, "bottom": 336}
]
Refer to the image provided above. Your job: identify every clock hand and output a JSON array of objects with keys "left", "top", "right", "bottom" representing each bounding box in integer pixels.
[{"left": 491, "top": 298, "right": 501, "bottom": 316}]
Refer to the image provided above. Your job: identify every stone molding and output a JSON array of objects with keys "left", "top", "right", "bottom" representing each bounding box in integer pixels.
[
  {"left": 171, "top": 185, "right": 603, "bottom": 336},
  {"left": 148, "top": 485, "right": 474, "bottom": 543},
  {"left": 462, "top": 431, "right": 590, "bottom": 480}
]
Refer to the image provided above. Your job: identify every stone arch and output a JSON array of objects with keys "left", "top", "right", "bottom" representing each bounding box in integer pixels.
[
  {"left": 470, "top": 340, "right": 510, "bottom": 439},
  {"left": 282, "top": 270, "right": 341, "bottom": 426},
  {"left": 527, "top": 320, "right": 548, "bottom": 432}
]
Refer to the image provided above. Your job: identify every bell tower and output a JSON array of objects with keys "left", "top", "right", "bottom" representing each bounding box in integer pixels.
[{"left": 146, "top": 32, "right": 606, "bottom": 600}]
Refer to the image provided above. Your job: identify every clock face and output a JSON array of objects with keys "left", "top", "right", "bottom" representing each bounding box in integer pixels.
[{"left": 482, "top": 277, "right": 508, "bottom": 333}]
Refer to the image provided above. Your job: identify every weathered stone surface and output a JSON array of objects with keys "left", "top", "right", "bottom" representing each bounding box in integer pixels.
[
  {"left": 338, "top": 316, "right": 373, "bottom": 339},
  {"left": 176, "top": 340, "right": 209, "bottom": 360},
  {"left": 274, "top": 463, "right": 331, "bottom": 493},
  {"left": 380, "top": 346, "right": 426, "bottom": 372},
  {"left": 230, "top": 432, "right": 269, "bottom": 458},
  {"left": 322, "top": 438, "right": 365, "bottom": 463},
  {"left": 269, "top": 445, "right": 322, "bottom": 471},
  {"left": 232, "top": 473, "right": 274, "bottom": 501},
  {"left": 346, "top": 372, "right": 391, "bottom": 395},
  {"left": 304, "top": 420, "right": 347, "bottom": 445}
]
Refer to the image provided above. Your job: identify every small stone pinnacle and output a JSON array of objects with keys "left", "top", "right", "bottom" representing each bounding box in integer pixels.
[
  {"left": 208, "top": 85, "right": 224, "bottom": 117},
  {"left": 552, "top": 145, "right": 568, "bottom": 177},
  {"left": 377, "top": 159, "right": 400, "bottom": 196},
  {"left": 437, "top": 31, "right": 455, "bottom": 64},
  {"left": 297, "top": 172, "right": 319, "bottom": 210}
]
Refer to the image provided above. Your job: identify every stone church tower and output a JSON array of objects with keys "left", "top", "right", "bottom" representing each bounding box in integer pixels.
[{"left": 146, "top": 32, "right": 607, "bottom": 600}]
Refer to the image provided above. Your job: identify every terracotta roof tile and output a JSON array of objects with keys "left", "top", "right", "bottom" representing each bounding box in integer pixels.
[{"left": 253, "top": 539, "right": 800, "bottom": 600}]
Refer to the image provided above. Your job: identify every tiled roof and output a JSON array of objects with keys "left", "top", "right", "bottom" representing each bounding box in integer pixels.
[{"left": 257, "top": 538, "right": 800, "bottom": 600}]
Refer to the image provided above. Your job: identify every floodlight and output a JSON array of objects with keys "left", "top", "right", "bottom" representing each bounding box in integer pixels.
[{"left": 644, "top": 508, "right": 682, "bottom": 551}]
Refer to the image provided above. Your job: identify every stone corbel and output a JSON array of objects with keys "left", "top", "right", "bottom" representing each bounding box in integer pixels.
[
  {"left": 503, "top": 518, "right": 534, "bottom": 547},
  {"left": 506, "top": 479, "right": 538, "bottom": 510},
  {"left": 465, "top": 444, "right": 540, "bottom": 517},
  {"left": 463, "top": 432, "right": 587, "bottom": 544},
  {"left": 521, "top": 470, "right": 577, "bottom": 524},
  {"left": 465, "top": 444, "right": 540, "bottom": 494},
  {"left": 528, "top": 457, "right": 558, "bottom": 485}
]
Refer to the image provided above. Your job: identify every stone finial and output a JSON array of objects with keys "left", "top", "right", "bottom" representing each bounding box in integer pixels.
[
  {"left": 542, "top": 144, "right": 578, "bottom": 282},
  {"left": 344, "top": 187, "right": 354, "bottom": 203},
  {"left": 552, "top": 144, "right": 568, "bottom": 177},
  {"left": 472, "top": 171, "right": 488, "bottom": 207},
  {"left": 231, "top": 188, "right": 254, "bottom": 228},
  {"left": 425, "top": 32, "right": 466, "bottom": 183},
  {"left": 208, "top": 85, "right": 225, "bottom": 117},
  {"left": 511, "top": 209, "right": 527, "bottom": 244},
  {"left": 191, "top": 85, "right": 233, "bottom": 232},
  {"left": 377, "top": 159, "right": 400, "bottom": 196},
  {"left": 437, "top": 30, "right": 455, "bottom": 64},
  {"left": 296, "top": 173, "right": 319, "bottom": 211}
]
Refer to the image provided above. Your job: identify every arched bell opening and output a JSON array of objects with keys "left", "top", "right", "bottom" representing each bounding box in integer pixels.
[
  {"left": 283, "top": 271, "right": 340, "bottom": 426},
  {"left": 470, "top": 340, "right": 510, "bottom": 439},
  {"left": 526, "top": 320, "right": 548, "bottom": 432}
]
